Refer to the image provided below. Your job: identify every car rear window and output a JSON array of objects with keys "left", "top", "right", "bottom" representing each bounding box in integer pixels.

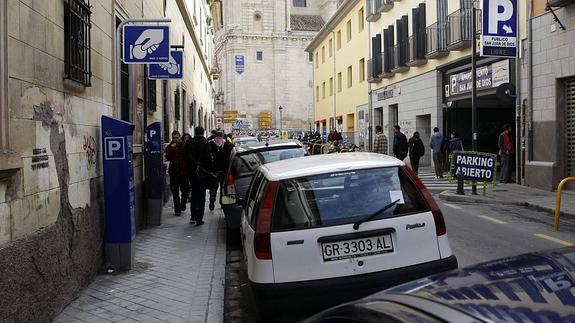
[
  {"left": 272, "top": 166, "right": 429, "bottom": 231},
  {"left": 231, "top": 147, "right": 307, "bottom": 177}
]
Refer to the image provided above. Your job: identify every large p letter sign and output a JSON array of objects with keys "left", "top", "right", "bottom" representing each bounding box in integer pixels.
[
  {"left": 104, "top": 137, "right": 126, "bottom": 160},
  {"left": 481, "top": 0, "right": 517, "bottom": 58}
]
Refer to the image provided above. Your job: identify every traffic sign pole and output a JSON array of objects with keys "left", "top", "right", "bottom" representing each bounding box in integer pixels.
[{"left": 471, "top": 2, "right": 478, "bottom": 195}]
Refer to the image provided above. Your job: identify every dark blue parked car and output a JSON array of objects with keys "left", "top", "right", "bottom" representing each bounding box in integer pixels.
[{"left": 305, "top": 247, "right": 575, "bottom": 323}]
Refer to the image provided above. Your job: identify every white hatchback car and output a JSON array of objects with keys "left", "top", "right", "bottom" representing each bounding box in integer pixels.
[{"left": 240, "top": 152, "right": 457, "bottom": 308}]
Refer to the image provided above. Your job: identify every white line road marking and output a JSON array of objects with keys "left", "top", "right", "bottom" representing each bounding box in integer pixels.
[
  {"left": 534, "top": 234, "right": 574, "bottom": 247},
  {"left": 479, "top": 215, "right": 507, "bottom": 225}
]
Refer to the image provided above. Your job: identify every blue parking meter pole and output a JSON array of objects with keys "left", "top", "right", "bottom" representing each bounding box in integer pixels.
[
  {"left": 101, "top": 116, "right": 136, "bottom": 271},
  {"left": 145, "top": 122, "right": 165, "bottom": 226}
]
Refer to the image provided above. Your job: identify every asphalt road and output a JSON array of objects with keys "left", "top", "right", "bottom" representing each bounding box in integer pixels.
[{"left": 224, "top": 201, "right": 575, "bottom": 323}]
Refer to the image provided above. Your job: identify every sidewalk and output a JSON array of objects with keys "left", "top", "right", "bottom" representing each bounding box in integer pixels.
[
  {"left": 54, "top": 199, "right": 226, "bottom": 323},
  {"left": 439, "top": 183, "right": 575, "bottom": 219}
]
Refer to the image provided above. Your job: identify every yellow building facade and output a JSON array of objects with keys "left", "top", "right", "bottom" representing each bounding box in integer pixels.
[
  {"left": 306, "top": 0, "right": 369, "bottom": 143},
  {"left": 365, "top": 0, "right": 526, "bottom": 164}
]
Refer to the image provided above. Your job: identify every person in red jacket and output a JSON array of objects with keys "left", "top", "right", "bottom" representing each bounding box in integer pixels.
[
  {"left": 165, "top": 130, "right": 190, "bottom": 216},
  {"left": 498, "top": 124, "right": 514, "bottom": 183}
]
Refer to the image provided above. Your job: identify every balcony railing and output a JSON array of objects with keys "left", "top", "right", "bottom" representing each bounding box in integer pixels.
[
  {"left": 367, "top": 55, "right": 383, "bottom": 83},
  {"left": 407, "top": 34, "right": 427, "bottom": 67},
  {"left": 425, "top": 21, "right": 450, "bottom": 59},
  {"left": 366, "top": 0, "right": 383, "bottom": 22},
  {"left": 382, "top": 0, "right": 394, "bottom": 12},
  {"left": 447, "top": 8, "right": 472, "bottom": 50},
  {"left": 380, "top": 51, "right": 395, "bottom": 78},
  {"left": 391, "top": 42, "right": 410, "bottom": 73}
]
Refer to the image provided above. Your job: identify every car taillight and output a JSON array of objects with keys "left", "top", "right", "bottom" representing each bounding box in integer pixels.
[
  {"left": 254, "top": 181, "right": 279, "bottom": 260},
  {"left": 226, "top": 171, "right": 236, "bottom": 195},
  {"left": 403, "top": 166, "right": 447, "bottom": 236}
]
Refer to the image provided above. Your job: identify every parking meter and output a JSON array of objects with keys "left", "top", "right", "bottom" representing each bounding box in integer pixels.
[
  {"left": 101, "top": 116, "right": 136, "bottom": 271},
  {"left": 145, "top": 121, "right": 165, "bottom": 226}
]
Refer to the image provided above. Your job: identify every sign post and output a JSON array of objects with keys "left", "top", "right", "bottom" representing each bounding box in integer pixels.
[{"left": 450, "top": 151, "right": 498, "bottom": 196}]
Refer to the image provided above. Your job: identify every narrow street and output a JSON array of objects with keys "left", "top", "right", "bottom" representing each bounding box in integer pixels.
[{"left": 224, "top": 190, "right": 575, "bottom": 322}]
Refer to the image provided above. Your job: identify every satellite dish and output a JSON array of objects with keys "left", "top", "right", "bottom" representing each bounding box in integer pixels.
[{"left": 496, "top": 83, "right": 516, "bottom": 104}]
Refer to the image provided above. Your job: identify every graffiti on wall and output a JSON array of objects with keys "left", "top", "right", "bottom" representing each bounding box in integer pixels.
[
  {"left": 82, "top": 135, "right": 97, "bottom": 169},
  {"left": 31, "top": 148, "right": 49, "bottom": 170}
]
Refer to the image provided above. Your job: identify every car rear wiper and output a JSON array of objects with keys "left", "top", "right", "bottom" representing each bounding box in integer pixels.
[{"left": 353, "top": 199, "right": 401, "bottom": 230}]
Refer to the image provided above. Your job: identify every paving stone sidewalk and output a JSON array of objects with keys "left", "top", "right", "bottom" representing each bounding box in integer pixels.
[
  {"left": 439, "top": 183, "right": 575, "bottom": 219},
  {"left": 54, "top": 200, "right": 226, "bottom": 323}
]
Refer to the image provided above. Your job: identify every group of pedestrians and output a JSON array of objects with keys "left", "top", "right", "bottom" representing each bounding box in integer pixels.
[
  {"left": 372, "top": 123, "right": 514, "bottom": 183},
  {"left": 165, "top": 127, "right": 234, "bottom": 225}
]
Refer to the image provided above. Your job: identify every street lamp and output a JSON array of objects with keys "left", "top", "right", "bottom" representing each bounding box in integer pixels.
[{"left": 278, "top": 106, "right": 283, "bottom": 133}]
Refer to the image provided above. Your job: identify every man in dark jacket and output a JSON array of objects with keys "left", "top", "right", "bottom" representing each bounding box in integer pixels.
[
  {"left": 408, "top": 132, "right": 425, "bottom": 175},
  {"left": 208, "top": 131, "right": 234, "bottom": 211},
  {"left": 186, "top": 126, "right": 213, "bottom": 225},
  {"left": 165, "top": 131, "right": 189, "bottom": 216},
  {"left": 498, "top": 124, "right": 514, "bottom": 183},
  {"left": 392, "top": 125, "right": 408, "bottom": 161}
]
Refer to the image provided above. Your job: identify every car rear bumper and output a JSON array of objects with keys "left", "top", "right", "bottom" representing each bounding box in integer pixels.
[
  {"left": 250, "top": 255, "right": 458, "bottom": 307},
  {"left": 222, "top": 203, "right": 243, "bottom": 230}
]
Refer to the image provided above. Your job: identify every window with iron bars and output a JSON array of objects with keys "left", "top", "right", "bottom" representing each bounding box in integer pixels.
[{"left": 64, "top": 0, "right": 92, "bottom": 86}]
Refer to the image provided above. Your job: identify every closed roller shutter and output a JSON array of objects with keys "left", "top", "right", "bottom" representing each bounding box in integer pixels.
[{"left": 567, "top": 78, "right": 575, "bottom": 176}]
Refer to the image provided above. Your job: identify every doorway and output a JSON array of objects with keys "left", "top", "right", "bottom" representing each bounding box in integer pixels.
[{"left": 416, "top": 114, "right": 432, "bottom": 166}]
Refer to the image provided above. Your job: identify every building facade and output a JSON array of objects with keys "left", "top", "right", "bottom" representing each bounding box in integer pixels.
[
  {"left": 520, "top": 0, "right": 575, "bottom": 190},
  {"left": 213, "top": 0, "right": 337, "bottom": 131},
  {"left": 0, "top": 0, "right": 214, "bottom": 321},
  {"left": 366, "top": 0, "right": 526, "bottom": 168},
  {"left": 306, "top": 0, "right": 369, "bottom": 146}
]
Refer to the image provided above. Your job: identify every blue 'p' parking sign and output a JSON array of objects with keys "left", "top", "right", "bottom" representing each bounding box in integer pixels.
[
  {"left": 481, "top": 0, "right": 518, "bottom": 58},
  {"left": 123, "top": 25, "right": 170, "bottom": 64}
]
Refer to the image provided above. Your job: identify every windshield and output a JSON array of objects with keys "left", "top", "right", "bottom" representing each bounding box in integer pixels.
[
  {"left": 272, "top": 167, "right": 429, "bottom": 231},
  {"left": 232, "top": 147, "right": 307, "bottom": 178}
]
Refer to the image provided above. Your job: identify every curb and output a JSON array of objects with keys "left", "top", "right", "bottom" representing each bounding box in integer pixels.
[{"left": 438, "top": 191, "right": 575, "bottom": 220}]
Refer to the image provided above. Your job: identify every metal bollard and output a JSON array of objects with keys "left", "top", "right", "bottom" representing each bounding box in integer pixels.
[{"left": 456, "top": 171, "right": 465, "bottom": 195}]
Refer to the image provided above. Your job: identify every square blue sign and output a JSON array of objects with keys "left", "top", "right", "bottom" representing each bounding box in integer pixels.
[
  {"left": 123, "top": 25, "right": 170, "bottom": 64},
  {"left": 148, "top": 51, "right": 184, "bottom": 80}
]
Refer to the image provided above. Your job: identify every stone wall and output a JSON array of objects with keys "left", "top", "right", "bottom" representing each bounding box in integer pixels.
[
  {"left": 0, "top": 0, "right": 215, "bottom": 321},
  {"left": 521, "top": 5, "right": 575, "bottom": 189}
]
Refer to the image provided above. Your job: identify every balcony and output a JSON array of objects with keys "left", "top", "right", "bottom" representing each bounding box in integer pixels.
[
  {"left": 366, "top": 0, "right": 383, "bottom": 22},
  {"left": 391, "top": 42, "right": 410, "bottom": 73},
  {"left": 425, "top": 21, "right": 450, "bottom": 59},
  {"left": 367, "top": 55, "right": 383, "bottom": 83},
  {"left": 447, "top": 8, "right": 473, "bottom": 50},
  {"left": 382, "top": 0, "right": 394, "bottom": 13},
  {"left": 380, "top": 52, "right": 395, "bottom": 79},
  {"left": 407, "top": 34, "right": 427, "bottom": 67}
]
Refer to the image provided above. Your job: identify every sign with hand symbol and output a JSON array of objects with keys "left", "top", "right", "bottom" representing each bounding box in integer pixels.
[
  {"left": 123, "top": 25, "right": 170, "bottom": 63},
  {"left": 148, "top": 51, "right": 183, "bottom": 80}
]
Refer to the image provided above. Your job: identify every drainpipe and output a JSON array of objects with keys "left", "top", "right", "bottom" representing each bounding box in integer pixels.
[
  {"left": 368, "top": 9, "right": 373, "bottom": 151},
  {"left": 332, "top": 31, "right": 337, "bottom": 131},
  {"left": 527, "top": 0, "right": 533, "bottom": 162}
]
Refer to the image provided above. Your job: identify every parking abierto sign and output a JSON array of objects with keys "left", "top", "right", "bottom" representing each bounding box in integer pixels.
[
  {"left": 451, "top": 151, "right": 497, "bottom": 182},
  {"left": 481, "top": 0, "right": 518, "bottom": 58}
]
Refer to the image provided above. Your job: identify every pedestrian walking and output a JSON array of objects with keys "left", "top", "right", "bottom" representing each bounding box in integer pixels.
[
  {"left": 165, "top": 131, "right": 189, "bottom": 216},
  {"left": 186, "top": 126, "right": 213, "bottom": 225},
  {"left": 392, "top": 125, "right": 408, "bottom": 161},
  {"left": 208, "top": 131, "right": 234, "bottom": 211},
  {"left": 408, "top": 132, "right": 425, "bottom": 175},
  {"left": 373, "top": 125, "right": 388, "bottom": 154},
  {"left": 430, "top": 127, "right": 444, "bottom": 178},
  {"left": 498, "top": 124, "right": 514, "bottom": 183}
]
